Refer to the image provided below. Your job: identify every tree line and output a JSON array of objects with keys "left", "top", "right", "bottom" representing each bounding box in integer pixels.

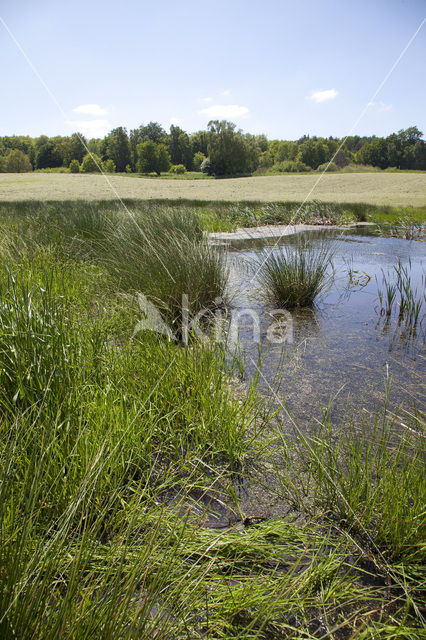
[{"left": 1, "top": 122, "right": 425, "bottom": 176}]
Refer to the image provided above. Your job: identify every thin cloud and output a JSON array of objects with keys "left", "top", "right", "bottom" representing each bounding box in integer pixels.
[
  {"left": 65, "top": 119, "right": 111, "bottom": 138},
  {"left": 309, "top": 89, "right": 339, "bottom": 103},
  {"left": 199, "top": 104, "right": 249, "bottom": 119},
  {"left": 169, "top": 117, "right": 182, "bottom": 126},
  {"left": 221, "top": 89, "right": 231, "bottom": 97},
  {"left": 72, "top": 103, "right": 108, "bottom": 116},
  {"left": 198, "top": 96, "right": 213, "bottom": 104}
]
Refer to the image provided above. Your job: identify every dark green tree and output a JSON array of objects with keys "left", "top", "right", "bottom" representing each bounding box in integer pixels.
[
  {"left": 70, "top": 133, "right": 87, "bottom": 163},
  {"left": 207, "top": 120, "right": 256, "bottom": 176},
  {"left": 35, "top": 136, "right": 62, "bottom": 169},
  {"left": 168, "top": 125, "right": 193, "bottom": 169},
  {"left": 104, "top": 127, "right": 131, "bottom": 172},
  {"left": 137, "top": 141, "right": 170, "bottom": 175}
]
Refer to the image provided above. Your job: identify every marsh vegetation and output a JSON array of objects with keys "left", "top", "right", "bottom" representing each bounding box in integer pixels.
[{"left": 0, "top": 200, "right": 425, "bottom": 638}]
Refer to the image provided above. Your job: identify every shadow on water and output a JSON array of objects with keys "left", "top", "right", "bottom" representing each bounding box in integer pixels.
[{"left": 224, "top": 227, "right": 425, "bottom": 432}]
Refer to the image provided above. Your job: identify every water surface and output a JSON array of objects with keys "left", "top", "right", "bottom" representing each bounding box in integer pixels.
[{"left": 226, "top": 228, "right": 425, "bottom": 430}]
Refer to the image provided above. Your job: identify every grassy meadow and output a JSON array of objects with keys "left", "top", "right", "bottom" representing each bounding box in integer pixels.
[
  {"left": 0, "top": 200, "right": 425, "bottom": 638},
  {"left": 1, "top": 171, "right": 426, "bottom": 205}
]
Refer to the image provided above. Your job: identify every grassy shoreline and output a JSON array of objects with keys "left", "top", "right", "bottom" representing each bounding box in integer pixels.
[{"left": 0, "top": 201, "right": 425, "bottom": 638}]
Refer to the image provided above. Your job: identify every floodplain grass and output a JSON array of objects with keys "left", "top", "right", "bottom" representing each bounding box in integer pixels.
[
  {"left": 1, "top": 171, "right": 426, "bottom": 205},
  {"left": 0, "top": 201, "right": 425, "bottom": 638}
]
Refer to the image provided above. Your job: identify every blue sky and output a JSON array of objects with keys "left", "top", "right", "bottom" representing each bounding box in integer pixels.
[{"left": 1, "top": 0, "right": 425, "bottom": 140}]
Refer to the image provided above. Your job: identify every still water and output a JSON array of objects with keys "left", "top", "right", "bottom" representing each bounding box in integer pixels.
[{"left": 225, "top": 228, "right": 425, "bottom": 430}]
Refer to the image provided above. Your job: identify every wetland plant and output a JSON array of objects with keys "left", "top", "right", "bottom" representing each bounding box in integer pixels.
[
  {"left": 376, "top": 258, "right": 424, "bottom": 330},
  {"left": 102, "top": 207, "right": 229, "bottom": 332},
  {"left": 254, "top": 238, "right": 335, "bottom": 308}
]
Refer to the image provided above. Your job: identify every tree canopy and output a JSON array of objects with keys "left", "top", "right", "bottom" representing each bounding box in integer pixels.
[{"left": 1, "top": 124, "right": 425, "bottom": 175}]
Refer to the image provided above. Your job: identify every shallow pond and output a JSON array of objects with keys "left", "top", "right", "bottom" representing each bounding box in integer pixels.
[{"left": 225, "top": 227, "right": 425, "bottom": 431}]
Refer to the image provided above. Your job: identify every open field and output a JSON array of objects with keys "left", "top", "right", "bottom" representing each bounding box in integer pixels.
[{"left": 1, "top": 171, "right": 426, "bottom": 205}]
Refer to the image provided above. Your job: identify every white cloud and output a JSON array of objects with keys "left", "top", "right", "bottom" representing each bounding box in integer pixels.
[
  {"left": 198, "top": 96, "right": 213, "bottom": 104},
  {"left": 65, "top": 119, "right": 111, "bottom": 138},
  {"left": 169, "top": 117, "right": 182, "bottom": 126},
  {"left": 309, "top": 89, "right": 339, "bottom": 103},
  {"left": 199, "top": 104, "right": 249, "bottom": 119},
  {"left": 367, "top": 101, "right": 392, "bottom": 112},
  {"left": 72, "top": 103, "right": 108, "bottom": 116},
  {"left": 221, "top": 89, "right": 231, "bottom": 97}
]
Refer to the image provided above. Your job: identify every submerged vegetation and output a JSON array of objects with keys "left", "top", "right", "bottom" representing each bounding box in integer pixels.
[{"left": 0, "top": 200, "right": 425, "bottom": 638}]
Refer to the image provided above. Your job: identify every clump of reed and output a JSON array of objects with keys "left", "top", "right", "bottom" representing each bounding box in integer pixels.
[
  {"left": 376, "top": 258, "right": 424, "bottom": 331},
  {"left": 254, "top": 238, "right": 335, "bottom": 308},
  {"left": 99, "top": 207, "right": 229, "bottom": 333}
]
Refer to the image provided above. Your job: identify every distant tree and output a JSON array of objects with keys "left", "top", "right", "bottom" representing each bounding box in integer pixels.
[
  {"left": 130, "top": 123, "right": 167, "bottom": 169},
  {"left": 269, "top": 140, "right": 298, "bottom": 163},
  {"left": 35, "top": 137, "right": 62, "bottom": 169},
  {"left": 207, "top": 120, "right": 256, "bottom": 176},
  {"left": 333, "top": 149, "right": 349, "bottom": 168},
  {"left": 70, "top": 133, "right": 87, "bottom": 163},
  {"left": 137, "top": 141, "right": 170, "bottom": 175},
  {"left": 69, "top": 159, "right": 80, "bottom": 173},
  {"left": 192, "top": 151, "right": 206, "bottom": 171},
  {"left": 356, "top": 138, "right": 388, "bottom": 169},
  {"left": 81, "top": 153, "right": 104, "bottom": 173},
  {"left": 168, "top": 125, "right": 193, "bottom": 169},
  {"left": 412, "top": 140, "right": 426, "bottom": 170},
  {"left": 5, "top": 149, "right": 32, "bottom": 172},
  {"left": 87, "top": 138, "right": 103, "bottom": 156},
  {"left": 190, "top": 131, "right": 209, "bottom": 156},
  {"left": 298, "top": 140, "right": 328, "bottom": 170},
  {"left": 104, "top": 159, "right": 116, "bottom": 173},
  {"left": 258, "top": 150, "right": 274, "bottom": 170},
  {"left": 104, "top": 127, "right": 131, "bottom": 172},
  {"left": 200, "top": 157, "right": 211, "bottom": 175},
  {"left": 136, "top": 140, "right": 157, "bottom": 173}
]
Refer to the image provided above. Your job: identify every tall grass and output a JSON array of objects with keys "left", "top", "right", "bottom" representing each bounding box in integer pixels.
[
  {"left": 0, "top": 201, "right": 425, "bottom": 637},
  {"left": 254, "top": 238, "right": 335, "bottom": 308},
  {"left": 102, "top": 208, "right": 228, "bottom": 329},
  {"left": 376, "top": 258, "right": 425, "bottom": 331}
]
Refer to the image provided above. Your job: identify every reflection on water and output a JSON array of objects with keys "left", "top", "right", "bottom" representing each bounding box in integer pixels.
[{"left": 225, "top": 228, "right": 425, "bottom": 429}]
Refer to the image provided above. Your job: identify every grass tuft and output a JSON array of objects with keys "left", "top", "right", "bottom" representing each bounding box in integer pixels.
[{"left": 254, "top": 237, "right": 335, "bottom": 308}]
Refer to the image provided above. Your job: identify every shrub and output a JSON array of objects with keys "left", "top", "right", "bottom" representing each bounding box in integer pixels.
[
  {"left": 317, "top": 162, "right": 338, "bottom": 172},
  {"left": 69, "top": 159, "right": 80, "bottom": 173},
  {"left": 272, "top": 160, "right": 310, "bottom": 173},
  {"left": 254, "top": 238, "right": 334, "bottom": 308},
  {"left": 4, "top": 149, "right": 33, "bottom": 173},
  {"left": 169, "top": 164, "right": 186, "bottom": 174},
  {"left": 125, "top": 164, "right": 132, "bottom": 173},
  {"left": 104, "top": 159, "right": 116, "bottom": 173},
  {"left": 200, "top": 157, "right": 212, "bottom": 175},
  {"left": 81, "top": 153, "right": 104, "bottom": 173},
  {"left": 192, "top": 151, "right": 206, "bottom": 172}
]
